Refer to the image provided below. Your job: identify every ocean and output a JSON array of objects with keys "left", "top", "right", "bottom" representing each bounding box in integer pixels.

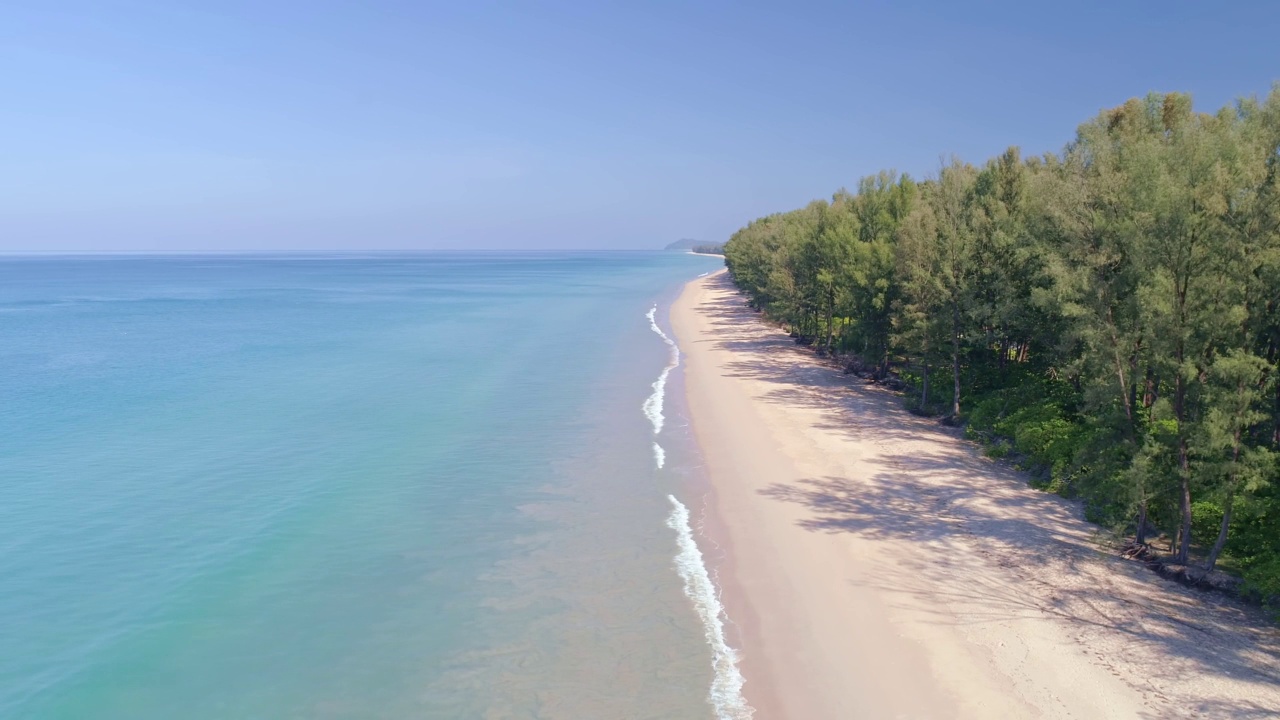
[{"left": 0, "top": 252, "right": 749, "bottom": 719}]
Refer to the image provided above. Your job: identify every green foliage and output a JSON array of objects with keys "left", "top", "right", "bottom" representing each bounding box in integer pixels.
[
  {"left": 1192, "top": 500, "right": 1226, "bottom": 548},
  {"left": 1241, "top": 559, "right": 1280, "bottom": 609},
  {"left": 963, "top": 379, "right": 1088, "bottom": 496},
  {"left": 984, "top": 440, "right": 1012, "bottom": 459},
  {"left": 723, "top": 84, "right": 1280, "bottom": 602}
]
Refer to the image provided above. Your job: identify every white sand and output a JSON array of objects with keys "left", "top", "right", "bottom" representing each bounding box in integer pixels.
[{"left": 672, "top": 270, "right": 1280, "bottom": 719}]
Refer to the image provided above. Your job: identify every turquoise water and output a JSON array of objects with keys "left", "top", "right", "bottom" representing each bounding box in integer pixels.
[{"left": 0, "top": 252, "right": 731, "bottom": 719}]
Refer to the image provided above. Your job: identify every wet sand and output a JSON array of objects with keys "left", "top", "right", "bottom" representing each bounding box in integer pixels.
[{"left": 672, "top": 270, "right": 1280, "bottom": 719}]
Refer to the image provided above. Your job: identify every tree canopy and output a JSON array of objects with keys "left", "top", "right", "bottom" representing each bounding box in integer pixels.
[{"left": 723, "top": 87, "right": 1280, "bottom": 599}]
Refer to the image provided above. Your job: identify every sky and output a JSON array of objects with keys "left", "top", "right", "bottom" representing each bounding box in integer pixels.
[{"left": 1, "top": 1, "right": 1277, "bottom": 251}]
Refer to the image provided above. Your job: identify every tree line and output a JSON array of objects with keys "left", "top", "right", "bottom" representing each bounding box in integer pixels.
[{"left": 722, "top": 88, "right": 1280, "bottom": 598}]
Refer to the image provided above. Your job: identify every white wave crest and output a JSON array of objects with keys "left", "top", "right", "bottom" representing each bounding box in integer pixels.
[
  {"left": 653, "top": 442, "right": 666, "bottom": 469},
  {"left": 642, "top": 366, "right": 671, "bottom": 435},
  {"left": 643, "top": 305, "right": 681, "bottom": 444},
  {"left": 666, "top": 495, "right": 753, "bottom": 719}
]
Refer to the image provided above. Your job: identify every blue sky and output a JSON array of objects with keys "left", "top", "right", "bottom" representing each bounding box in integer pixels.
[{"left": 1, "top": 1, "right": 1277, "bottom": 251}]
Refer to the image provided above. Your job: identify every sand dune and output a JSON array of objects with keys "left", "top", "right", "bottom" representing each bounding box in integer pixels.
[{"left": 672, "top": 270, "right": 1280, "bottom": 719}]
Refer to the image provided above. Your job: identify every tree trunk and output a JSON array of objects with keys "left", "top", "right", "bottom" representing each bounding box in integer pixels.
[
  {"left": 1149, "top": 373, "right": 1161, "bottom": 422},
  {"left": 1173, "top": 334, "right": 1192, "bottom": 564},
  {"left": 951, "top": 300, "right": 962, "bottom": 418},
  {"left": 1175, "top": 435, "right": 1193, "bottom": 564},
  {"left": 1206, "top": 432, "right": 1243, "bottom": 572},
  {"left": 922, "top": 363, "right": 930, "bottom": 407},
  {"left": 1274, "top": 378, "right": 1280, "bottom": 448},
  {"left": 1205, "top": 488, "right": 1235, "bottom": 572},
  {"left": 1128, "top": 357, "right": 1140, "bottom": 425},
  {"left": 824, "top": 289, "right": 835, "bottom": 353},
  {"left": 1135, "top": 500, "right": 1149, "bottom": 545},
  {"left": 1106, "top": 309, "right": 1133, "bottom": 425}
]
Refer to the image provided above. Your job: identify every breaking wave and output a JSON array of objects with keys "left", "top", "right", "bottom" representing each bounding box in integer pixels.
[
  {"left": 666, "top": 495, "right": 753, "bottom": 719},
  {"left": 642, "top": 305, "right": 680, "bottom": 443}
]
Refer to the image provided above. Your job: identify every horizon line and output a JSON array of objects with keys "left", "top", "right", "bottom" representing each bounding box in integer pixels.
[{"left": 0, "top": 247, "right": 687, "bottom": 257}]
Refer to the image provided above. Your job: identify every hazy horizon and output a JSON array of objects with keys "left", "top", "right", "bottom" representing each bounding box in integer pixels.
[
  {"left": 0, "top": 247, "right": 696, "bottom": 255},
  {"left": 2, "top": 1, "right": 1277, "bottom": 252}
]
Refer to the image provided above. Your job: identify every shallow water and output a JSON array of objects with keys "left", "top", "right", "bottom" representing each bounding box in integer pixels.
[{"left": 0, "top": 251, "right": 735, "bottom": 719}]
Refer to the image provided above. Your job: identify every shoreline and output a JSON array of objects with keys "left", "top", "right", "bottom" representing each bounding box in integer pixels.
[{"left": 671, "top": 270, "right": 1280, "bottom": 718}]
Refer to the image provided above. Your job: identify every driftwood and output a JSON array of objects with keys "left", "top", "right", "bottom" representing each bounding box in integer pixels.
[{"left": 1120, "top": 540, "right": 1245, "bottom": 596}]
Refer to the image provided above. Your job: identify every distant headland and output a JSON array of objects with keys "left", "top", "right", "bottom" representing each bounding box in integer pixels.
[{"left": 664, "top": 239, "right": 724, "bottom": 255}]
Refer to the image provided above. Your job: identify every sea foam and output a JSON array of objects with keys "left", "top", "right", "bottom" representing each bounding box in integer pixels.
[
  {"left": 666, "top": 495, "right": 753, "bottom": 719},
  {"left": 645, "top": 305, "right": 751, "bottom": 716},
  {"left": 642, "top": 306, "right": 680, "bottom": 441}
]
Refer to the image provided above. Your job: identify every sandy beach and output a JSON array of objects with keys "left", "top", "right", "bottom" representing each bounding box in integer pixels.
[{"left": 672, "top": 270, "right": 1280, "bottom": 719}]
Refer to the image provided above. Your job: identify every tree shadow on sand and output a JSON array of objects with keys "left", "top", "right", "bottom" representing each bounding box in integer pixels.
[{"left": 695, "top": 273, "right": 1280, "bottom": 718}]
